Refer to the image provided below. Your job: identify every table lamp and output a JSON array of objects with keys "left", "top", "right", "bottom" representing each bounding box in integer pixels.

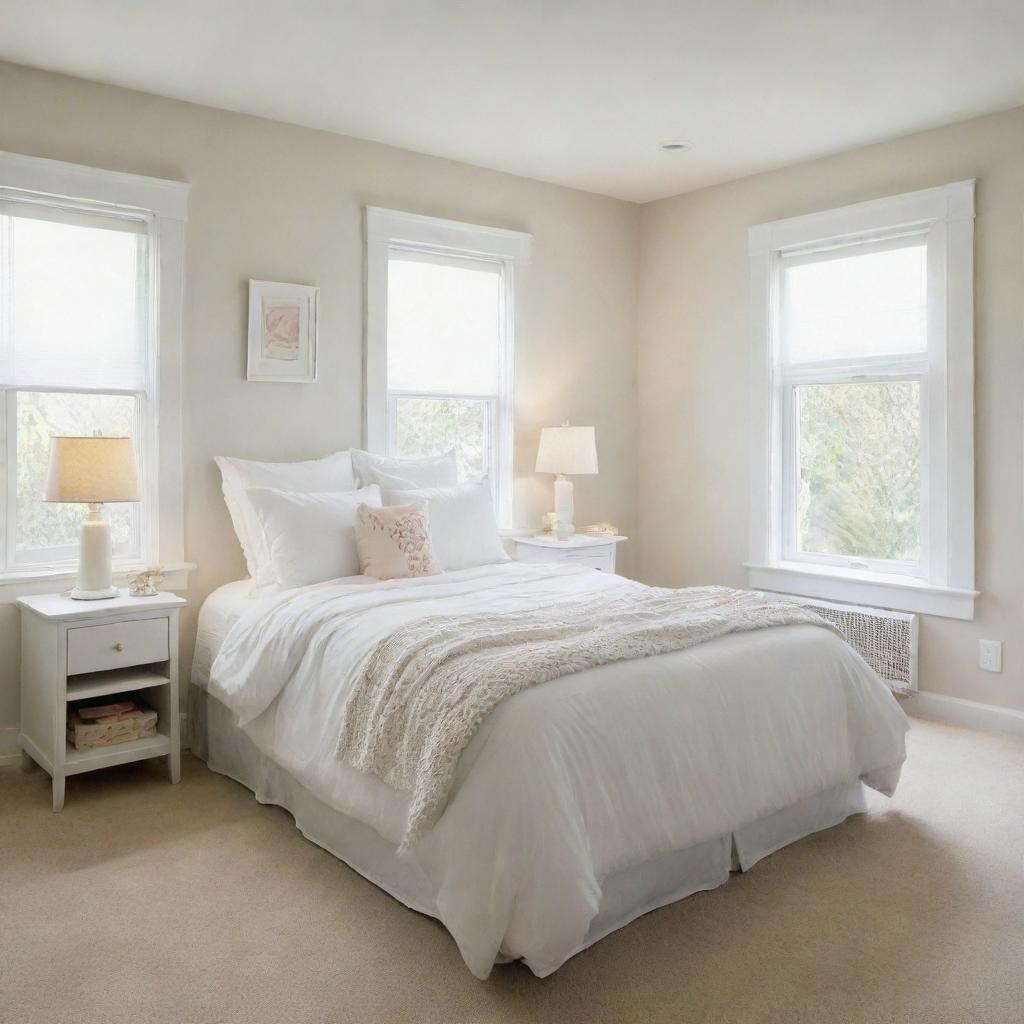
[
  {"left": 44, "top": 436, "right": 141, "bottom": 599},
  {"left": 535, "top": 424, "right": 598, "bottom": 541}
]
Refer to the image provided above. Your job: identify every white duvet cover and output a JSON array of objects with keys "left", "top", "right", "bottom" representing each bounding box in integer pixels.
[{"left": 206, "top": 562, "right": 908, "bottom": 978}]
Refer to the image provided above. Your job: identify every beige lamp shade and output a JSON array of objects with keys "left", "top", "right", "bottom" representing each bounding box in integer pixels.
[
  {"left": 535, "top": 425, "right": 598, "bottom": 475},
  {"left": 44, "top": 436, "right": 141, "bottom": 503}
]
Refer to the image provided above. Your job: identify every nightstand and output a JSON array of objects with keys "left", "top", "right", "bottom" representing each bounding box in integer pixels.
[
  {"left": 18, "top": 590, "right": 186, "bottom": 811},
  {"left": 512, "top": 534, "right": 627, "bottom": 573}
]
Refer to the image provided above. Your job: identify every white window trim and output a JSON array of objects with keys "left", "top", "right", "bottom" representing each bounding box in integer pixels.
[
  {"left": 747, "top": 180, "right": 976, "bottom": 620},
  {"left": 364, "top": 206, "right": 531, "bottom": 526},
  {"left": 0, "top": 150, "right": 192, "bottom": 597}
]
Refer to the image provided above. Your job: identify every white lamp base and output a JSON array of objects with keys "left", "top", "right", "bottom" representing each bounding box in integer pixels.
[
  {"left": 554, "top": 475, "right": 574, "bottom": 542},
  {"left": 71, "top": 503, "right": 118, "bottom": 600},
  {"left": 70, "top": 585, "right": 120, "bottom": 601}
]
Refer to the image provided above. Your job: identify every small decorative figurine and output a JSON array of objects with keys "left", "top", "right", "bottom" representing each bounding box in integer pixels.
[
  {"left": 541, "top": 511, "right": 559, "bottom": 534},
  {"left": 127, "top": 566, "right": 165, "bottom": 597}
]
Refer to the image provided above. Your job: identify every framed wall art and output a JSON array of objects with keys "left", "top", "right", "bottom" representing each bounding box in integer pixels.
[{"left": 246, "top": 280, "right": 318, "bottom": 383}]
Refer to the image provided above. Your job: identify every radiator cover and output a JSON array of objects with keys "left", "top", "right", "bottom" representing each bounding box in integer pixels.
[{"left": 768, "top": 594, "right": 918, "bottom": 693}]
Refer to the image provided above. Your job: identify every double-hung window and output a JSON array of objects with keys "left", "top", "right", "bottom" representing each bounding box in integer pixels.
[
  {"left": 365, "top": 207, "right": 531, "bottom": 526},
  {"left": 0, "top": 200, "right": 149, "bottom": 568},
  {"left": 0, "top": 150, "right": 188, "bottom": 586},
  {"left": 748, "top": 181, "right": 976, "bottom": 619}
]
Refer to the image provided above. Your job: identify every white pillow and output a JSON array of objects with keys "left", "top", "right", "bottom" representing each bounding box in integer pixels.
[
  {"left": 247, "top": 485, "right": 381, "bottom": 590},
  {"left": 351, "top": 449, "right": 458, "bottom": 490},
  {"left": 384, "top": 481, "right": 508, "bottom": 572},
  {"left": 215, "top": 451, "right": 357, "bottom": 582},
  {"left": 355, "top": 502, "right": 441, "bottom": 580}
]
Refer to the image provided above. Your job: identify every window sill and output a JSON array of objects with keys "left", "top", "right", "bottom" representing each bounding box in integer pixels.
[
  {"left": 0, "top": 561, "right": 196, "bottom": 603},
  {"left": 745, "top": 561, "right": 977, "bottom": 620}
]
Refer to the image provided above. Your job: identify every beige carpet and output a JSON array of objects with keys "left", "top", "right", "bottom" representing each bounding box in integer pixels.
[{"left": 1, "top": 717, "right": 1022, "bottom": 1024}]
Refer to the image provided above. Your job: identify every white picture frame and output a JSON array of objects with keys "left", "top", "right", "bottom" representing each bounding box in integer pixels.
[{"left": 246, "top": 280, "right": 318, "bottom": 383}]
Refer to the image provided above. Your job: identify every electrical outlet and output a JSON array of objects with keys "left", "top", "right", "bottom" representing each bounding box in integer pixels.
[{"left": 978, "top": 639, "right": 1002, "bottom": 673}]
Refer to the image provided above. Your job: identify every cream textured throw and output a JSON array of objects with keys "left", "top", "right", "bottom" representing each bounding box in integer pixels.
[{"left": 336, "top": 586, "right": 833, "bottom": 849}]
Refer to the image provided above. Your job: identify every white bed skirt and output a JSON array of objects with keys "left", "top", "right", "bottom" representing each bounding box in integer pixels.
[{"left": 190, "top": 687, "right": 868, "bottom": 975}]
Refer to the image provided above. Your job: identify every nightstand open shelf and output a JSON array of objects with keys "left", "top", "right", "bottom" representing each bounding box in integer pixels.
[
  {"left": 66, "top": 665, "right": 171, "bottom": 702},
  {"left": 64, "top": 731, "right": 172, "bottom": 775},
  {"left": 18, "top": 590, "right": 186, "bottom": 811}
]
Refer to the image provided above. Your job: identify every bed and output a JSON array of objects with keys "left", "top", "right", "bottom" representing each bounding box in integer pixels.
[{"left": 190, "top": 560, "right": 908, "bottom": 979}]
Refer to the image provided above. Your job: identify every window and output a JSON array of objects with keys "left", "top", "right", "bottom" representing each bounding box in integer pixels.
[
  {"left": 365, "top": 207, "right": 531, "bottom": 526},
  {"left": 0, "top": 150, "right": 189, "bottom": 587},
  {"left": 0, "top": 203, "right": 148, "bottom": 569},
  {"left": 748, "top": 181, "right": 976, "bottom": 619}
]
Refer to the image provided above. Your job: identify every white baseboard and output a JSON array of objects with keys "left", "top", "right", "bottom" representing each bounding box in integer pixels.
[
  {"left": 0, "top": 726, "right": 20, "bottom": 766},
  {"left": 904, "top": 691, "right": 1024, "bottom": 739}
]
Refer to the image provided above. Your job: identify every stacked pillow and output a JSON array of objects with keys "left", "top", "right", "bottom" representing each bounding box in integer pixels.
[
  {"left": 247, "top": 485, "right": 382, "bottom": 590},
  {"left": 351, "top": 450, "right": 507, "bottom": 576},
  {"left": 214, "top": 451, "right": 358, "bottom": 589},
  {"left": 350, "top": 449, "right": 458, "bottom": 490},
  {"left": 382, "top": 480, "right": 507, "bottom": 572},
  {"left": 216, "top": 447, "right": 507, "bottom": 589}
]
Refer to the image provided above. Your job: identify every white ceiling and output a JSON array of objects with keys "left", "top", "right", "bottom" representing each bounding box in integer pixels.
[{"left": 3, "top": 1, "right": 1024, "bottom": 203}]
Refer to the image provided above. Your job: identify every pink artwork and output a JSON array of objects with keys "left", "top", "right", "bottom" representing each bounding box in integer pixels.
[
  {"left": 262, "top": 301, "right": 301, "bottom": 361},
  {"left": 248, "top": 280, "right": 318, "bottom": 382}
]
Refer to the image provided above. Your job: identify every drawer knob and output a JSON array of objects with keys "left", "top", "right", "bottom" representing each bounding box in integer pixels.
[{"left": 113, "top": 642, "right": 125, "bottom": 652}]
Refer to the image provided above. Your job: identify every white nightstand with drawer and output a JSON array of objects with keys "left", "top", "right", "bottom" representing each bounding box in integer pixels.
[
  {"left": 512, "top": 534, "right": 627, "bottom": 573},
  {"left": 18, "top": 590, "right": 186, "bottom": 811}
]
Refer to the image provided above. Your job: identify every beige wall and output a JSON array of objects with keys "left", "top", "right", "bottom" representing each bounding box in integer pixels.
[
  {"left": 637, "top": 105, "right": 1024, "bottom": 712},
  {"left": 0, "top": 62, "right": 640, "bottom": 745}
]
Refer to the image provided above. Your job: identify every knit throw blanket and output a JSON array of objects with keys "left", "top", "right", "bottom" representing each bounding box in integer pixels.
[{"left": 335, "top": 586, "right": 832, "bottom": 849}]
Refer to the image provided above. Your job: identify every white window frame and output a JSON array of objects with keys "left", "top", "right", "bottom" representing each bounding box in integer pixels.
[
  {"left": 747, "top": 181, "right": 977, "bottom": 620},
  {"left": 364, "top": 207, "right": 531, "bottom": 527},
  {"left": 0, "top": 150, "right": 191, "bottom": 596}
]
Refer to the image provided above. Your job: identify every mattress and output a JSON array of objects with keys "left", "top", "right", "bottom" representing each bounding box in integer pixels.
[
  {"left": 191, "top": 579, "right": 255, "bottom": 687},
  {"left": 191, "top": 576, "right": 416, "bottom": 843},
  {"left": 191, "top": 576, "right": 377, "bottom": 686},
  {"left": 192, "top": 565, "right": 907, "bottom": 977}
]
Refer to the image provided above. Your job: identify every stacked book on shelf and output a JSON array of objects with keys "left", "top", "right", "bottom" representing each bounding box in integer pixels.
[{"left": 67, "top": 699, "right": 158, "bottom": 751}]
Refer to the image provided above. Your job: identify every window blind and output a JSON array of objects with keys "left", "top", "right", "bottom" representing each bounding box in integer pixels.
[
  {"left": 386, "top": 249, "right": 502, "bottom": 395},
  {"left": 0, "top": 199, "right": 149, "bottom": 392},
  {"left": 780, "top": 236, "right": 927, "bottom": 365}
]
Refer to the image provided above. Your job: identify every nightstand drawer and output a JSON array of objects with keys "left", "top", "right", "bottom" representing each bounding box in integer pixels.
[
  {"left": 559, "top": 551, "right": 614, "bottom": 571},
  {"left": 512, "top": 535, "right": 625, "bottom": 574},
  {"left": 67, "top": 617, "right": 169, "bottom": 675}
]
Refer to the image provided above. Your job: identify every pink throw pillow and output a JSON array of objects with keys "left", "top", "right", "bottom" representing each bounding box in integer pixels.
[{"left": 355, "top": 502, "right": 441, "bottom": 580}]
